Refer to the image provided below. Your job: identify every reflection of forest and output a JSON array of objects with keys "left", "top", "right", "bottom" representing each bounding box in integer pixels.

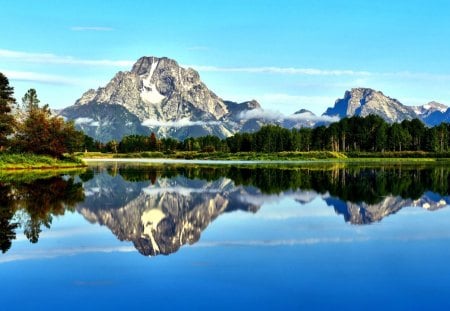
[
  {"left": 0, "top": 174, "right": 84, "bottom": 253},
  {"left": 77, "top": 164, "right": 450, "bottom": 257},
  {"left": 2, "top": 164, "right": 450, "bottom": 256},
  {"left": 115, "top": 164, "right": 450, "bottom": 226},
  {"left": 114, "top": 164, "right": 450, "bottom": 202}
]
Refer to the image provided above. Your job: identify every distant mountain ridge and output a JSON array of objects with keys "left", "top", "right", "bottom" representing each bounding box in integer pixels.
[{"left": 60, "top": 55, "right": 448, "bottom": 142}]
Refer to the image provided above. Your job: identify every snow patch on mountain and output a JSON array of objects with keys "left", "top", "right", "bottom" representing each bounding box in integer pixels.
[{"left": 140, "top": 60, "right": 166, "bottom": 104}]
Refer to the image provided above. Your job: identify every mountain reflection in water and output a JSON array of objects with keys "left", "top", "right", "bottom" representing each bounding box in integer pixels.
[{"left": 1, "top": 164, "right": 450, "bottom": 256}]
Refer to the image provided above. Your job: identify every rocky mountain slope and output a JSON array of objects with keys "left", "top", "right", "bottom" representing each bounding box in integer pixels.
[
  {"left": 323, "top": 88, "right": 418, "bottom": 123},
  {"left": 61, "top": 56, "right": 261, "bottom": 142}
]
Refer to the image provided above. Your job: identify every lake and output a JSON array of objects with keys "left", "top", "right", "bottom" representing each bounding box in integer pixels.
[{"left": 2, "top": 161, "right": 450, "bottom": 310}]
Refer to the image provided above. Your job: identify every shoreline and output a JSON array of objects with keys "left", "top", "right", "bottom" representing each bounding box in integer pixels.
[
  {"left": 2, "top": 151, "right": 450, "bottom": 170},
  {"left": 82, "top": 157, "right": 447, "bottom": 165},
  {"left": 0, "top": 164, "right": 87, "bottom": 171},
  {"left": 0, "top": 153, "right": 87, "bottom": 170}
]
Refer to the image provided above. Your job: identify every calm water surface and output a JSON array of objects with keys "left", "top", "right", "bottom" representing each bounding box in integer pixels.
[{"left": 2, "top": 161, "right": 450, "bottom": 310}]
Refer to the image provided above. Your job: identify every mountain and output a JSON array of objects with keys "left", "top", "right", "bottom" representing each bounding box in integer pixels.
[
  {"left": 323, "top": 88, "right": 418, "bottom": 123},
  {"left": 413, "top": 101, "right": 448, "bottom": 118},
  {"left": 414, "top": 101, "right": 450, "bottom": 126},
  {"left": 282, "top": 109, "right": 318, "bottom": 128},
  {"left": 61, "top": 56, "right": 260, "bottom": 142}
]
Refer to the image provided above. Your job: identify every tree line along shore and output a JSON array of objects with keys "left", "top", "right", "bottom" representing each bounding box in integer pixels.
[{"left": 2, "top": 72, "right": 450, "bottom": 169}]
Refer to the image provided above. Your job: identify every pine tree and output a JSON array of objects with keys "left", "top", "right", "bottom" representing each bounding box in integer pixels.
[
  {"left": 0, "top": 73, "right": 16, "bottom": 150},
  {"left": 22, "top": 88, "right": 40, "bottom": 112}
]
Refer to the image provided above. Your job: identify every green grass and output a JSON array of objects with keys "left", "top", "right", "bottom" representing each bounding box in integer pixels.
[
  {"left": 0, "top": 153, "right": 86, "bottom": 170},
  {"left": 0, "top": 167, "right": 86, "bottom": 182}
]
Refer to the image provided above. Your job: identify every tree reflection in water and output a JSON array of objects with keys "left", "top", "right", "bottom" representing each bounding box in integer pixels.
[
  {"left": 0, "top": 174, "right": 85, "bottom": 253},
  {"left": 79, "top": 164, "right": 450, "bottom": 256},
  {"left": 2, "top": 164, "right": 450, "bottom": 256}
]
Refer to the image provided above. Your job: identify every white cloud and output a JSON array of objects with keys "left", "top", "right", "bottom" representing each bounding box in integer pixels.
[
  {"left": 71, "top": 26, "right": 114, "bottom": 31},
  {"left": 239, "top": 108, "right": 285, "bottom": 120},
  {"left": 194, "top": 237, "right": 370, "bottom": 248},
  {"left": 0, "top": 49, "right": 133, "bottom": 67},
  {"left": 188, "top": 64, "right": 450, "bottom": 82},
  {"left": 238, "top": 108, "right": 338, "bottom": 123},
  {"left": 74, "top": 117, "right": 94, "bottom": 124},
  {"left": 187, "top": 65, "right": 373, "bottom": 76},
  {"left": 1, "top": 69, "right": 79, "bottom": 85},
  {"left": 256, "top": 93, "right": 338, "bottom": 116},
  {"left": 289, "top": 114, "right": 339, "bottom": 122},
  {"left": 0, "top": 246, "right": 135, "bottom": 264},
  {"left": 142, "top": 118, "right": 221, "bottom": 128}
]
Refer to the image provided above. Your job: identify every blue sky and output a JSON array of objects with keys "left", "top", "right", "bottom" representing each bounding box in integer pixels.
[{"left": 1, "top": 0, "right": 450, "bottom": 115}]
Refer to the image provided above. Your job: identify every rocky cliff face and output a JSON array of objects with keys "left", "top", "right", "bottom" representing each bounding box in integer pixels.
[
  {"left": 323, "top": 88, "right": 418, "bottom": 123},
  {"left": 61, "top": 56, "right": 260, "bottom": 142}
]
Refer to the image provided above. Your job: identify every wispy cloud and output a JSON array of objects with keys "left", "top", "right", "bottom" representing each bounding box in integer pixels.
[
  {"left": 187, "top": 64, "right": 450, "bottom": 81},
  {"left": 3, "top": 48, "right": 450, "bottom": 83},
  {"left": 187, "top": 65, "right": 373, "bottom": 76},
  {"left": 194, "top": 237, "right": 370, "bottom": 248},
  {"left": 71, "top": 26, "right": 114, "bottom": 31},
  {"left": 237, "top": 96, "right": 339, "bottom": 122},
  {"left": 0, "top": 246, "right": 135, "bottom": 264},
  {"left": 1, "top": 69, "right": 79, "bottom": 85},
  {"left": 253, "top": 93, "right": 339, "bottom": 115},
  {"left": 0, "top": 49, "right": 133, "bottom": 67},
  {"left": 239, "top": 108, "right": 339, "bottom": 123},
  {"left": 142, "top": 118, "right": 221, "bottom": 128}
]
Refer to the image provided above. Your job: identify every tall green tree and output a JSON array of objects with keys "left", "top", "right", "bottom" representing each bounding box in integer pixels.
[
  {"left": 431, "top": 123, "right": 448, "bottom": 152},
  {"left": 0, "top": 73, "right": 16, "bottom": 150},
  {"left": 14, "top": 90, "right": 84, "bottom": 157},
  {"left": 402, "top": 119, "right": 426, "bottom": 150},
  {"left": 389, "top": 123, "right": 411, "bottom": 151},
  {"left": 22, "top": 88, "right": 40, "bottom": 112}
]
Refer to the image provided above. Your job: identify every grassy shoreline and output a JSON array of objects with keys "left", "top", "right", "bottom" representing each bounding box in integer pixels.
[
  {"left": 78, "top": 151, "right": 450, "bottom": 162},
  {"left": 3, "top": 151, "right": 450, "bottom": 170},
  {"left": 0, "top": 153, "right": 86, "bottom": 170}
]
